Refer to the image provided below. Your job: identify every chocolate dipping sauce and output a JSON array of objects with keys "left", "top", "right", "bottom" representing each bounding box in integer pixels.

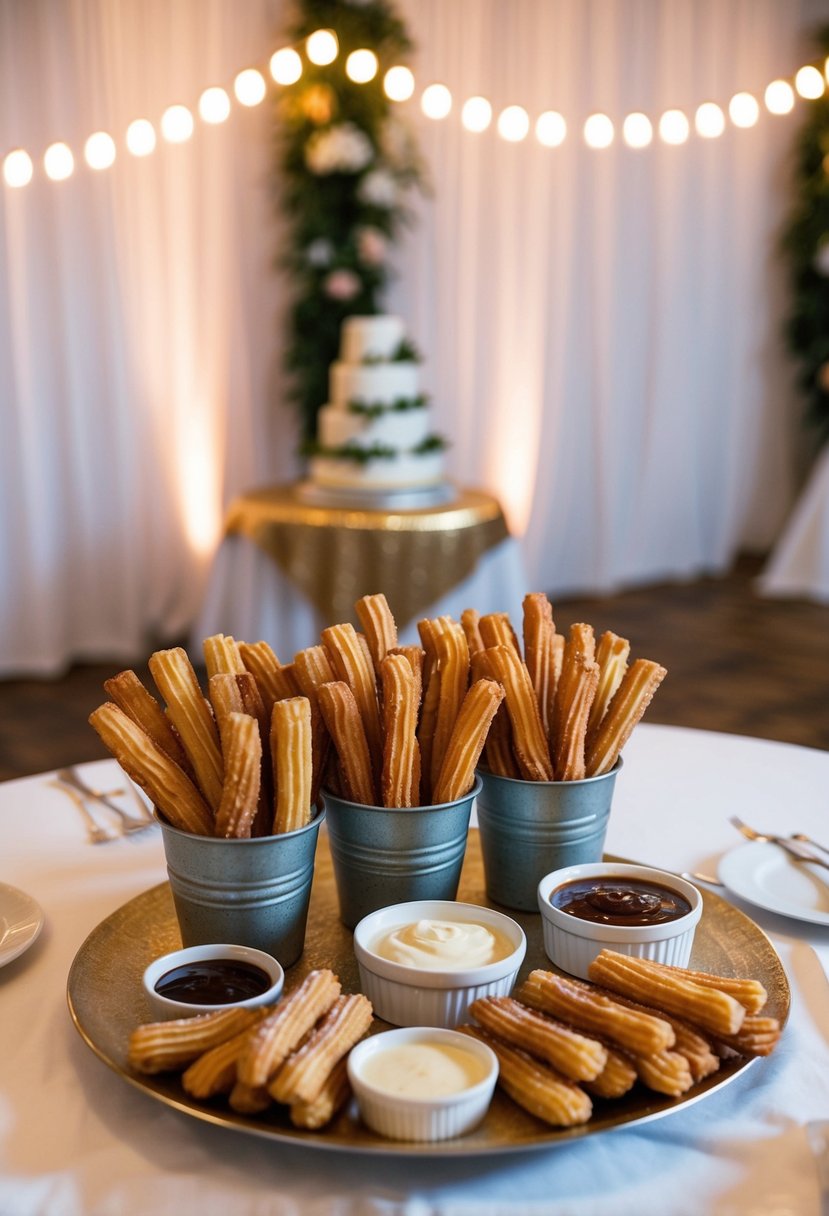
[
  {"left": 154, "top": 959, "right": 272, "bottom": 1004},
  {"left": 550, "top": 877, "right": 692, "bottom": 926}
]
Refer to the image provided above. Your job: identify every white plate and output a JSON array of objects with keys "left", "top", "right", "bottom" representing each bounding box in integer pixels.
[
  {"left": 718, "top": 841, "right": 829, "bottom": 927},
  {"left": 0, "top": 883, "right": 44, "bottom": 966}
]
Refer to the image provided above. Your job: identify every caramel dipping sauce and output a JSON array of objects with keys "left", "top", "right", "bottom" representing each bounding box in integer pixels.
[{"left": 549, "top": 877, "right": 693, "bottom": 927}]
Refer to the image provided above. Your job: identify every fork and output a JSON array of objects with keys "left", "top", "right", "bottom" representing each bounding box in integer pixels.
[
  {"left": 791, "top": 832, "right": 829, "bottom": 860},
  {"left": 49, "top": 780, "right": 117, "bottom": 844},
  {"left": 56, "top": 767, "right": 154, "bottom": 833},
  {"left": 730, "top": 816, "right": 829, "bottom": 872}
]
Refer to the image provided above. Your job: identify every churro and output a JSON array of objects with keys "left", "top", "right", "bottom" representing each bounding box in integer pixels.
[
  {"left": 522, "top": 593, "right": 555, "bottom": 741},
  {"left": 416, "top": 663, "right": 441, "bottom": 803},
  {"left": 182, "top": 1026, "right": 253, "bottom": 1099},
  {"left": 460, "top": 608, "right": 484, "bottom": 657},
  {"left": 270, "top": 696, "right": 313, "bottom": 833},
  {"left": 387, "top": 646, "right": 424, "bottom": 710},
  {"left": 459, "top": 1025, "right": 592, "bottom": 1127},
  {"left": 417, "top": 615, "right": 454, "bottom": 689},
  {"left": 213, "top": 712, "right": 262, "bottom": 839},
  {"left": 355, "top": 593, "right": 399, "bottom": 675},
  {"left": 517, "top": 971, "right": 675, "bottom": 1056},
  {"left": 289, "top": 1056, "right": 351, "bottom": 1129},
  {"left": 238, "top": 641, "right": 300, "bottom": 713},
  {"left": 88, "top": 702, "right": 213, "bottom": 835},
  {"left": 148, "top": 646, "right": 225, "bottom": 813},
  {"left": 478, "top": 612, "right": 521, "bottom": 654},
  {"left": 472, "top": 651, "right": 519, "bottom": 778},
  {"left": 103, "top": 669, "right": 192, "bottom": 774},
  {"left": 469, "top": 996, "right": 607, "bottom": 1082},
  {"left": 128, "top": 1007, "right": 265, "bottom": 1074},
  {"left": 483, "top": 645, "right": 554, "bottom": 781},
  {"left": 585, "top": 631, "right": 630, "bottom": 744},
  {"left": 585, "top": 659, "right": 667, "bottom": 777},
  {"left": 237, "top": 969, "right": 342, "bottom": 1088},
  {"left": 639, "top": 960, "right": 768, "bottom": 1015},
  {"left": 586, "top": 950, "right": 745, "bottom": 1038},
  {"left": 317, "top": 681, "right": 378, "bottom": 806},
  {"left": 713, "top": 1015, "right": 781, "bottom": 1057},
  {"left": 321, "top": 623, "right": 383, "bottom": 771},
  {"left": 630, "top": 1048, "right": 694, "bottom": 1096},
  {"left": 430, "top": 623, "right": 470, "bottom": 791},
  {"left": 582, "top": 1046, "right": 638, "bottom": 1099},
  {"left": 268, "top": 993, "right": 373, "bottom": 1105},
  {"left": 293, "top": 645, "right": 337, "bottom": 804},
  {"left": 552, "top": 653, "right": 599, "bottom": 782},
  {"left": 203, "top": 633, "right": 245, "bottom": 680},
  {"left": 432, "top": 678, "right": 505, "bottom": 803},
  {"left": 228, "top": 1080, "right": 272, "bottom": 1114},
  {"left": 379, "top": 653, "right": 421, "bottom": 807}
]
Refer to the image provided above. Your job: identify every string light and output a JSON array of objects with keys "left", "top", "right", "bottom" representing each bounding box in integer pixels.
[
  {"left": 306, "top": 29, "right": 338, "bottom": 67},
  {"left": 44, "top": 142, "right": 74, "bottom": 181},
  {"left": 270, "top": 47, "right": 302, "bottom": 85},
  {"left": 161, "top": 105, "right": 194, "bottom": 143},
  {"left": 622, "top": 112, "right": 652, "bottom": 148},
  {"left": 497, "top": 105, "right": 530, "bottom": 142},
  {"left": 765, "top": 79, "right": 795, "bottom": 114},
  {"left": 126, "top": 119, "right": 156, "bottom": 156},
  {"left": 3, "top": 149, "right": 33, "bottom": 187},
  {"left": 728, "top": 92, "right": 760, "bottom": 128},
  {"left": 659, "top": 109, "right": 690, "bottom": 145},
  {"left": 535, "top": 111, "right": 566, "bottom": 147},
  {"left": 84, "top": 131, "right": 116, "bottom": 170},
  {"left": 695, "top": 102, "right": 725, "bottom": 138},
  {"left": 384, "top": 66, "right": 415, "bottom": 102},
  {"left": 584, "top": 113, "right": 614, "bottom": 148},
  {"left": 234, "top": 69, "right": 266, "bottom": 107},
  {"left": 461, "top": 96, "right": 492, "bottom": 133},
  {"left": 346, "top": 49, "right": 378, "bottom": 84},
  {"left": 199, "top": 87, "right": 231, "bottom": 124},
  {"left": 421, "top": 83, "right": 452, "bottom": 120},
  {"left": 795, "top": 65, "right": 824, "bottom": 100}
]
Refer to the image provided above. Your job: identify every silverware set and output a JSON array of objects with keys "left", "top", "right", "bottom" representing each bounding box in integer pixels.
[
  {"left": 51, "top": 766, "right": 155, "bottom": 843},
  {"left": 730, "top": 816, "right": 829, "bottom": 872}
]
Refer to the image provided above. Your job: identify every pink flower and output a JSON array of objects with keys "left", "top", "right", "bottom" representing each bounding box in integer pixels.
[
  {"left": 324, "top": 269, "right": 362, "bottom": 300},
  {"left": 357, "top": 226, "right": 387, "bottom": 267}
]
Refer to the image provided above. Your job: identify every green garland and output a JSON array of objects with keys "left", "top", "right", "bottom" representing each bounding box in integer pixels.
[
  {"left": 274, "top": 0, "right": 425, "bottom": 447},
  {"left": 782, "top": 28, "right": 829, "bottom": 448}
]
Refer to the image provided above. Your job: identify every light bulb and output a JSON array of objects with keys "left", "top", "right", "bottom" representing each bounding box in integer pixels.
[
  {"left": 234, "top": 69, "right": 266, "bottom": 107},
  {"left": 346, "top": 49, "right": 378, "bottom": 84},
  {"left": 497, "top": 105, "right": 529, "bottom": 142},
  {"left": 622, "top": 112, "right": 652, "bottom": 148},
  {"left": 126, "top": 119, "right": 156, "bottom": 156},
  {"left": 535, "top": 110, "right": 566, "bottom": 147},
  {"left": 384, "top": 66, "right": 415, "bottom": 102},
  {"left": 421, "top": 83, "right": 452, "bottom": 120},
  {"left": 765, "top": 79, "right": 795, "bottom": 115},
  {"left": 161, "top": 105, "right": 194, "bottom": 143},
  {"left": 659, "top": 109, "right": 689, "bottom": 145},
  {"left": 695, "top": 102, "right": 725, "bottom": 138},
  {"left": 270, "top": 47, "right": 302, "bottom": 85},
  {"left": 44, "top": 142, "right": 74, "bottom": 181},
  {"left": 795, "top": 65, "right": 824, "bottom": 100},
  {"left": 84, "top": 131, "right": 116, "bottom": 170},
  {"left": 199, "top": 87, "right": 231, "bottom": 124},
  {"left": 584, "top": 113, "right": 614, "bottom": 148},
  {"left": 728, "top": 92, "right": 759, "bottom": 128},
  {"left": 306, "top": 29, "right": 338, "bottom": 66},
  {"left": 461, "top": 96, "right": 492, "bottom": 133},
  {"left": 3, "top": 149, "right": 33, "bottom": 187}
]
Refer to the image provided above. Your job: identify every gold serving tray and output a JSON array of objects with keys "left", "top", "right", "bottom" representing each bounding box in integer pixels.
[{"left": 67, "top": 831, "right": 790, "bottom": 1158}]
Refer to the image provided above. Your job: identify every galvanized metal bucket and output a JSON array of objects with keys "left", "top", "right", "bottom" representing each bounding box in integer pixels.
[
  {"left": 475, "top": 762, "right": 621, "bottom": 912},
  {"left": 157, "top": 810, "right": 324, "bottom": 968}
]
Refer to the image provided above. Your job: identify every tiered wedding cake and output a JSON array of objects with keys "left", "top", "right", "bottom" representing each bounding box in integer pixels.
[{"left": 308, "top": 315, "right": 447, "bottom": 493}]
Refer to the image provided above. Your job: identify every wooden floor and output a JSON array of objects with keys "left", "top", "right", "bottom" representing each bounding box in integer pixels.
[{"left": 0, "top": 557, "right": 826, "bottom": 783}]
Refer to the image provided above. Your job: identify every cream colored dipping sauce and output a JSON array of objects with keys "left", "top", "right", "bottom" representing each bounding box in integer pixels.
[
  {"left": 372, "top": 918, "right": 514, "bottom": 970},
  {"left": 359, "top": 1041, "right": 490, "bottom": 1098}
]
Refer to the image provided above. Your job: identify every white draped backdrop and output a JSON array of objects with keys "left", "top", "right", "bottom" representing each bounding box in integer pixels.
[{"left": 0, "top": 0, "right": 821, "bottom": 675}]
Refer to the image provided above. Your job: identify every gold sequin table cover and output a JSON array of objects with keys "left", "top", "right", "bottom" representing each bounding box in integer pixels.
[{"left": 192, "top": 482, "right": 528, "bottom": 658}]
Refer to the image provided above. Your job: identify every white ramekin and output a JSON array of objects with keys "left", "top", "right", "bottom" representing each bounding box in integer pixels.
[
  {"left": 537, "top": 862, "right": 703, "bottom": 981},
  {"left": 347, "top": 1026, "right": 498, "bottom": 1142},
  {"left": 142, "top": 943, "right": 284, "bottom": 1020},
  {"left": 352, "top": 900, "right": 526, "bottom": 1027}
]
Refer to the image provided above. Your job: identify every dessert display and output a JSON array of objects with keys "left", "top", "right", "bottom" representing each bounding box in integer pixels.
[
  {"left": 307, "top": 315, "right": 448, "bottom": 494},
  {"left": 76, "top": 589, "right": 788, "bottom": 1149}
]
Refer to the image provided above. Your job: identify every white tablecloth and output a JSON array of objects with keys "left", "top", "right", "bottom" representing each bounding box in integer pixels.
[
  {"left": 2, "top": 724, "right": 829, "bottom": 1216},
  {"left": 191, "top": 533, "right": 530, "bottom": 658}
]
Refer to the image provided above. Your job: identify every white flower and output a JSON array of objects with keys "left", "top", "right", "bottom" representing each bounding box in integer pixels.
[
  {"left": 324, "top": 269, "right": 362, "bottom": 300},
  {"left": 814, "top": 241, "right": 829, "bottom": 277},
  {"left": 358, "top": 168, "right": 398, "bottom": 208},
  {"left": 306, "top": 238, "right": 334, "bottom": 268},
  {"left": 356, "top": 226, "right": 388, "bottom": 266},
  {"left": 305, "top": 122, "right": 374, "bottom": 175}
]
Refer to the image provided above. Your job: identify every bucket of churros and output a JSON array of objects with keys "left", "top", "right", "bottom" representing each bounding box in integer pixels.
[{"left": 470, "top": 597, "right": 667, "bottom": 912}]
